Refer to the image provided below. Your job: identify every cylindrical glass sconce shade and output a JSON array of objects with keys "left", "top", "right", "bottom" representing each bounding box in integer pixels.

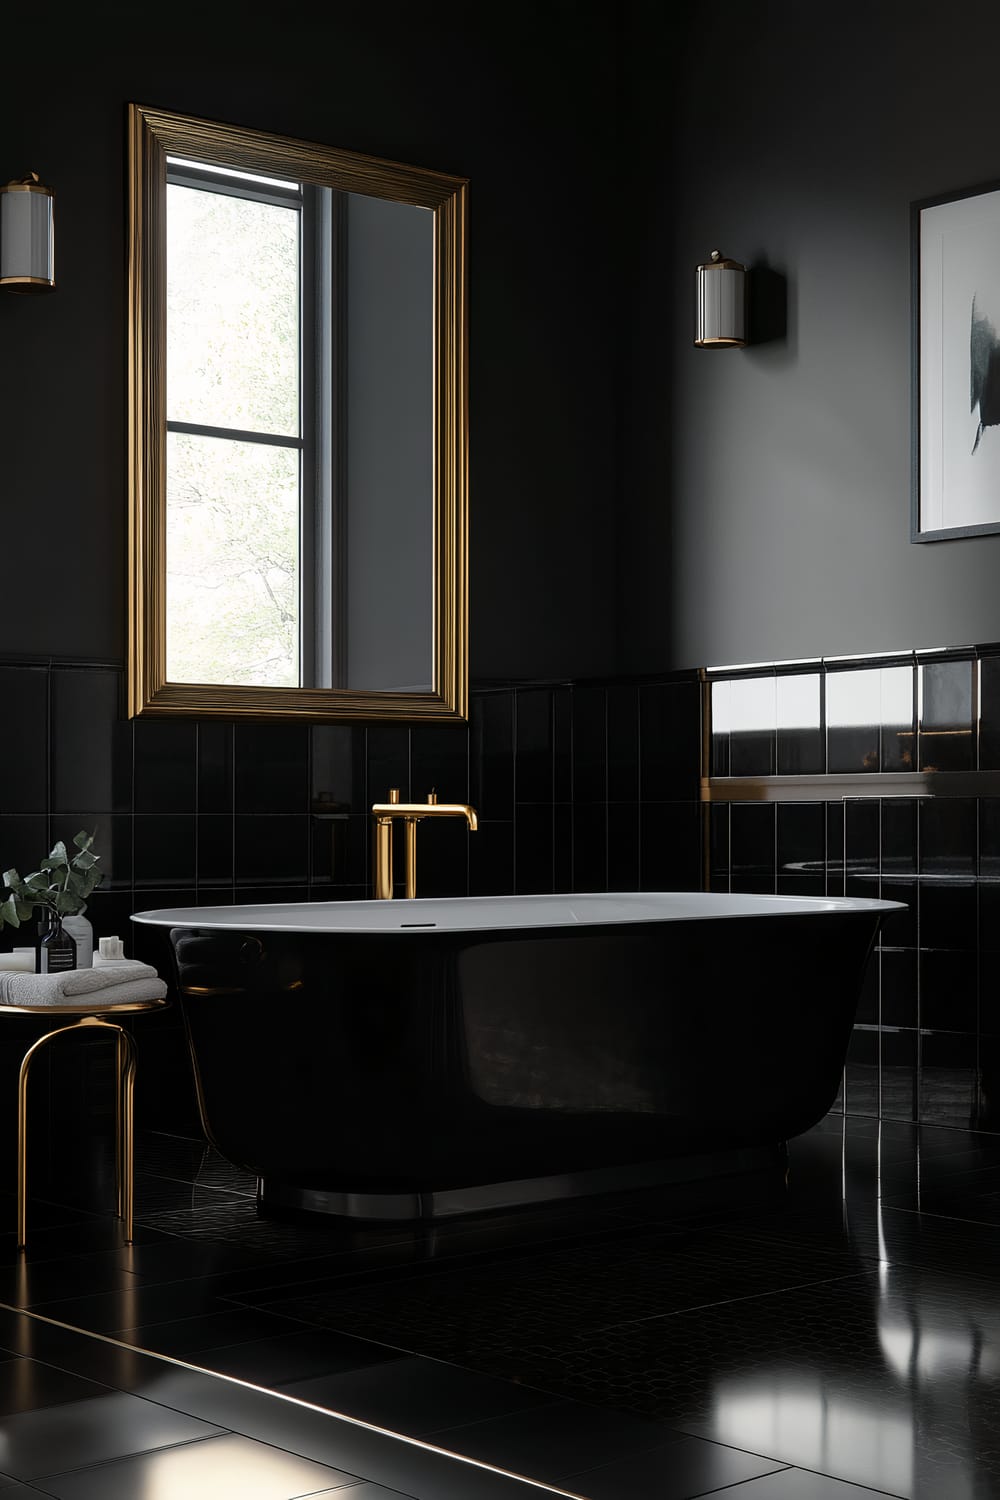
[
  {"left": 1, "top": 173, "right": 55, "bottom": 293},
  {"left": 695, "top": 250, "right": 746, "bottom": 347}
]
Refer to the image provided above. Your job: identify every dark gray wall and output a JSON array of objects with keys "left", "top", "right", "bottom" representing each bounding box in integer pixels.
[
  {"left": 620, "top": 0, "right": 1000, "bottom": 674},
  {"left": 0, "top": 2, "right": 620, "bottom": 682}
]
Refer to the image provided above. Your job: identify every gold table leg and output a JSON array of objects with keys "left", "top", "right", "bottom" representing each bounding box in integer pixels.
[{"left": 17, "top": 1017, "right": 137, "bottom": 1252}]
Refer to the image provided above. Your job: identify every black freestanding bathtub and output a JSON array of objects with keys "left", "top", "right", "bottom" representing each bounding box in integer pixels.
[{"left": 132, "top": 891, "right": 900, "bottom": 1220}]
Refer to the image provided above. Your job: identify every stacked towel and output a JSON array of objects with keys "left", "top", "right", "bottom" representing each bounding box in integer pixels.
[{"left": 0, "top": 960, "right": 167, "bottom": 1008}]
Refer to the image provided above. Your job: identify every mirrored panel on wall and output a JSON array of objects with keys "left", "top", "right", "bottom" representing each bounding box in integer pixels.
[{"left": 128, "top": 105, "right": 468, "bottom": 722}]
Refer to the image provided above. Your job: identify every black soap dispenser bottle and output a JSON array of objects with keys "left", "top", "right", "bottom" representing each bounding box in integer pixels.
[{"left": 36, "top": 911, "right": 77, "bottom": 974}]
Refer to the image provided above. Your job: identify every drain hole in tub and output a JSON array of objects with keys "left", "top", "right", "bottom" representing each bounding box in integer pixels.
[{"left": 400, "top": 922, "right": 437, "bottom": 928}]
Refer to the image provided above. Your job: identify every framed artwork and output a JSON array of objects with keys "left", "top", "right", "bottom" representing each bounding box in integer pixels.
[{"left": 912, "top": 179, "right": 1000, "bottom": 541}]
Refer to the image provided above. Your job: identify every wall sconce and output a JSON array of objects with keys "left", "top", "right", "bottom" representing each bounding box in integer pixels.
[
  {"left": 0, "top": 173, "right": 55, "bottom": 293},
  {"left": 695, "top": 249, "right": 746, "bottom": 347}
]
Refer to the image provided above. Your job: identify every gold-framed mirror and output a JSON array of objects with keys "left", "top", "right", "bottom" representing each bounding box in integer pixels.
[{"left": 127, "top": 104, "right": 468, "bottom": 722}]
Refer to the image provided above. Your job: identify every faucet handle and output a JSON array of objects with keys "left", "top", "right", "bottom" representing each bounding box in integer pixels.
[
  {"left": 426, "top": 790, "right": 438, "bottom": 805},
  {"left": 388, "top": 788, "right": 401, "bottom": 804}
]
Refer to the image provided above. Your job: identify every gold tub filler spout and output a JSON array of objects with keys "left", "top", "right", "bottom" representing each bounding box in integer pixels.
[{"left": 372, "top": 789, "right": 478, "bottom": 900}]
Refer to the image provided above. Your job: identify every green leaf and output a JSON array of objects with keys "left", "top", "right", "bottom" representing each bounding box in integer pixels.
[
  {"left": 0, "top": 894, "right": 22, "bottom": 929},
  {"left": 2, "top": 867, "right": 21, "bottom": 889},
  {"left": 72, "top": 849, "right": 98, "bottom": 871},
  {"left": 54, "top": 891, "right": 80, "bottom": 916},
  {"left": 46, "top": 842, "right": 69, "bottom": 868},
  {"left": 72, "top": 831, "right": 94, "bottom": 851}
]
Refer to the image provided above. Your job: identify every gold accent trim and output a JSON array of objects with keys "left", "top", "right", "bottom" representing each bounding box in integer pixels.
[
  {"left": 14, "top": 1013, "right": 155, "bottom": 1249},
  {"left": 127, "top": 104, "right": 469, "bottom": 723}
]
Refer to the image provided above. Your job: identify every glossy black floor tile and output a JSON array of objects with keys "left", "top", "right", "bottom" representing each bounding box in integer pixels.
[
  {"left": 561, "top": 1431, "right": 789, "bottom": 1499},
  {"left": 278, "top": 1352, "right": 551, "bottom": 1436},
  {"left": 112, "top": 1306, "right": 313, "bottom": 1356},
  {"left": 193, "top": 1326, "right": 403, "bottom": 1386},
  {"left": 0, "top": 1389, "right": 222, "bottom": 1479},
  {"left": 713, "top": 1473, "right": 903, "bottom": 1499},
  {"left": 34, "top": 1432, "right": 359, "bottom": 1500},
  {"left": 0, "top": 1308, "right": 571, "bottom": 1499},
  {"left": 0, "top": 1357, "right": 111, "bottom": 1417},
  {"left": 424, "top": 1401, "right": 734, "bottom": 1487}
]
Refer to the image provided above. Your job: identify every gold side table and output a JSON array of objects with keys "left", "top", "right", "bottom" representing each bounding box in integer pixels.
[{"left": 3, "top": 997, "right": 167, "bottom": 1250}]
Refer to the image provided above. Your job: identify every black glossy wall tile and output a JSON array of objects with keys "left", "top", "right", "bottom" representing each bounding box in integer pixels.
[
  {"left": 920, "top": 798, "right": 977, "bottom": 877},
  {"left": 310, "top": 812, "right": 367, "bottom": 888},
  {"left": 573, "top": 804, "right": 606, "bottom": 893},
  {"left": 197, "top": 722, "right": 233, "bottom": 815},
  {"left": 469, "top": 821, "right": 514, "bottom": 898},
  {"left": 606, "top": 686, "right": 638, "bottom": 803},
  {"left": 709, "top": 678, "right": 730, "bottom": 777},
  {"left": 234, "top": 723, "right": 309, "bottom": 813},
  {"left": 553, "top": 688, "right": 572, "bottom": 803},
  {"left": 920, "top": 879, "right": 977, "bottom": 951},
  {"left": 880, "top": 798, "right": 917, "bottom": 877},
  {"left": 410, "top": 722, "right": 469, "bottom": 806},
  {"left": 709, "top": 804, "right": 729, "bottom": 884},
  {"left": 197, "top": 815, "right": 234, "bottom": 888},
  {"left": 881, "top": 1026, "right": 918, "bottom": 1121},
  {"left": 880, "top": 662, "right": 916, "bottom": 772},
  {"left": 572, "top": 686, "right": 606, "bottom": 803},
  {"left": 919, "top": 658, "right": 975, "bottom": 772},
  {"left": 310, "top": 724, "right": 363, "bottom": 815},
  {"left": 514, "top": 805, "right": 553, "bottom": 895},
  {"left": 981, "top": 800, "right": 1000, "bottom": 879},
  {"left": 776, "top": 671, "right": 822, "bottom": 775},
  {"left": 826, "top": 667, "right": 880, "bottom": 774},
  {"left": 920, "top": 949, "right": 978, "bottom": 1033},
  {"left": 554, "top": 804, "right": 573, "bottom": 891},
  {"left": 133, "top": 718, "right": 196, "bottom": 814},
  {"left": 776, "top": 802, "right": 824, "bottom": 878},
  {"left": 0, "top": 666, "right": 47, "bottom": 815},
  {"left": 0, "top": 815, "right": 50, "bottom": 888},
  {"left": 854, "top": 956, "right": 878, "bottom": 1026},
  {"left": 920, "top": 1030, "right": 978, "bottom": 1127},
  {"left": 728, "top": 674, "right": 776, "bottom": 777},
  {"left": 844, "top": 798, "right": 879, "bottom": 875},
  {"left": 234, "top": 816, "right": 309, "bottom": 886},
  {"left": 640, "top": 803, "right": 701, "bottom": 891},
  {"left": 878, "top": 880, "right": 917, "bottom": 948},
  {"left": 844, "top": 1026, "right": 879, "bottom": 1116},
  {"left": 514, "top": 689, "right": 553, "bottom": 805},
  {"left": 52, "top": 668, "right": 129, "bottom": 814},
  {"left": 980, "top": 882, "right": 1000, "bottom": 952},
  {"left": 607, "top": 803, "right": 640, "bottom": 891},
  {"left": 470, "top": 692, "right": 513, "bottom": 821},
  {"left": 414, "top": 816, "right": 469, "bottom": 900},
  {"left": 880, "top": 948, "right": 918, "bottom": 1029},
  {"left": 981, "top": 654, "right": 1000, "bottom": 769},
  {"left": 133, "top": 815, "right": 196, "bottom": 889},
  {"left": 729, "top": 802, "right": 775, "bottom": 883},
  {"left": 825, "top": 803, "right": 845, "bottom": 893},
  {"left": 639, "top": 682, "right": 700, "bottom": 794}
]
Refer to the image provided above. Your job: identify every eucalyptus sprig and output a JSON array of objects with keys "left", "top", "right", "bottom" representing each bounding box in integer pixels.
[{"left": 0, "top": 831, "right": 103, "bottom": 931}]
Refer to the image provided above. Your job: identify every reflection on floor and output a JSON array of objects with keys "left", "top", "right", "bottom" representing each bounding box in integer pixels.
[{"left": 2, "top": 1114, "right": 1000, "bottom": 1499}]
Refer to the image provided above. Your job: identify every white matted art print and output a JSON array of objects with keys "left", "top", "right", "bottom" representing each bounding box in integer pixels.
[{"left": 913, "top": 181, "right": 1000, "bottom": 540}]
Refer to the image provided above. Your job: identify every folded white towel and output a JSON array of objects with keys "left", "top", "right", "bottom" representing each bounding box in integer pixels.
[
  {"left": 0, "top": 975, "right": 168, "bottom": 1010},
  {"left": 0, "top": 961, "right": 162, "bottom": 1007}
]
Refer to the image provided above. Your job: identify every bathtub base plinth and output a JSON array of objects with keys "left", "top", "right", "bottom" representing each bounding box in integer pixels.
[{"left": 256, "top": 1143, "right": 787, "bottom": 1223}]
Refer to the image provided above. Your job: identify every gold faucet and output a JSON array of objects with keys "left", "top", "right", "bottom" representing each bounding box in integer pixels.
[{"left": 372, "top": 789, "right": 478, "bottom": 900}]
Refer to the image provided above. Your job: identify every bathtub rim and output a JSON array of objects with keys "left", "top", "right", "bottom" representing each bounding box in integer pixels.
[{"left": 130, "top": 889, "right": 906, "bottom": 937}]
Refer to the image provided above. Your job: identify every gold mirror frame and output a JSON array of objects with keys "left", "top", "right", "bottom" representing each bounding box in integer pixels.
[{"left": 127, "top": 103, "right": 468, "bottom": 722}]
